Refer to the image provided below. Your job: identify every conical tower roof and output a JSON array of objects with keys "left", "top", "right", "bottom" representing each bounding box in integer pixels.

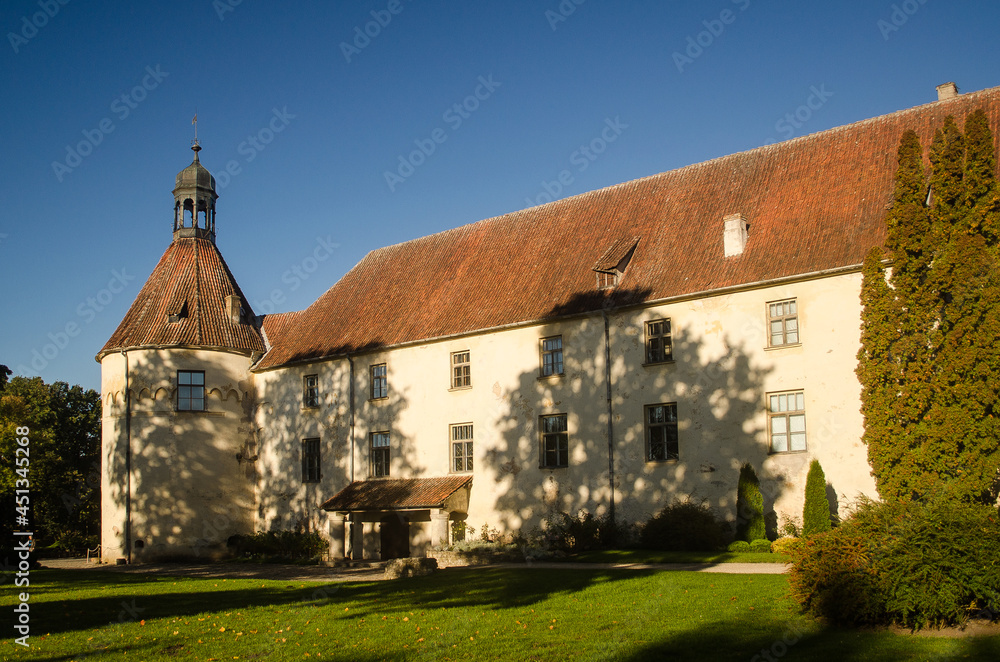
[{"left": 97, "top": 144, "right": 264, "bottom": 359}]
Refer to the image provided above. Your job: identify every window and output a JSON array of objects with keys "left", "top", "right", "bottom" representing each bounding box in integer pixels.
[
  {"left": 596, "top": 271, "right": 619, "bottom": 290},
  {"left": 540, "top": 336, "right": 564, "bottom": 377},
  {"left": 370, "top": 363, "right": 387, "bottom": 400},
  {"left": 303, "top": 374, "right": 319, "bottom": 408},
  {"left": 768, "top": 299, "right": 799, "bottom": 346},
  {"left": 177, "top": 370, "right": 205, "bottom": 411},
  {"left": 450, "top": 423, "right": 474, "bottom": 472},
  {"left": 451, "top": 351, "right": 471, "bottom": 388},
  {"left": 645, "top": 319, "right": 673, "bottom": 363},
  {"left": 769, "top": 391, "right": 806, "bottom": 452},
  {"left": 540, "top": 414, "right": 569, "bottom": 468},
  {"left": 371, "top": 431, "right": 390, "bottom": 477},
  {"left": 301, "top": 438, "right": 321, "bottom": 482},
  {"left": 646, "top": 403, "right": 679, "bottom": 461}
]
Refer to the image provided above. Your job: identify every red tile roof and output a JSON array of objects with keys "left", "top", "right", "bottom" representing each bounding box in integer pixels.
[
  {"left": 320, "top": 476, "right": 473, "bottom": 512},
  {"left": 98, "top": 236, "right": 265, "bottom": 359},
  {"left": 249, "top": 87, "right": 1000, "bottom": 370},
  {"left": 261, "top": 310, "right": 303, "bottom": 353}
]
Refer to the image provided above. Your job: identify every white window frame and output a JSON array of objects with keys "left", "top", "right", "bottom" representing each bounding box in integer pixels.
[
  {"left": 767, "top": 299, "right": 799, "bottom": 347},
  {"left": 450, "top": 423, "right": 473, "bottom": 473},
  {"left": 540, "top": 336, "right": 564, "bottom": 377},
  {"left": 451, "top": 351, "right": 471, "bottom": 389},
  {"left": 177, "top": 370, "right": 205, "bottom": 411},
  {"left": 371, "top": 431, "right": 390, "bottom": 477},
  {"left": 645, "top": 319, "right": 673, "bottom": 364},
  {"left": 645, "top": 402, "right": 679, "bottom": 461},
  {"left": 540, "top": 414, "right": 569, "bottom": 468},
  {"left": 768, "top": 390, "right": 807, "bottom": 453},
  {"left": 303, "top": 374, "right": 319, "bottom": 408}
]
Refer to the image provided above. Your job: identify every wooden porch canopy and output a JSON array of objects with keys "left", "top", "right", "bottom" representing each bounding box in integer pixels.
[{"left": 320, "top": 476, "right": 472, "bottom": 513}]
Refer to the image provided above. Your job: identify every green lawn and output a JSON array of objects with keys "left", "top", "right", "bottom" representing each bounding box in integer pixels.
[
  {"left": 570, "top": 549, "right": 792, "bottom": 564},
  {"left": 3, "top": 568, "right": 998, "bottom": 661}
]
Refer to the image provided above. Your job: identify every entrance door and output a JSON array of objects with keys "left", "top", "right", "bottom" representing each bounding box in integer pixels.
[{"left": 379, "top": 514, "right": 410, "bottom": 560}]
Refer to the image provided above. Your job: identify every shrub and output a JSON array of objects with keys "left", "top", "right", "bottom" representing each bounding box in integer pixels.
[
  {"left": 770, "top": 537, "right": 799, "bottom": 556},
  {"left": 778, "top": 515, "right": 802, "bottom": 538},
  {"left": 228, "top": 531, "right": 329, "bottom": 562},
  {"left": 789, "top": 496, "right": 1000, "bottom": 628},
  {"left": 802, "top": 459, "right": 832, "bottom": 536},
  {"left": 736, "top": 463, "right": 766, "bottom": 542},
  {"left": 874, "top": 497, "right": 1000, "bottom": 628},
  {"left": 749, "top": 539, "right": 772, "bottom": 553},
  {"left": 640, "top": 499, "right": 728, "bottom": 551},
  {"left": 726, "top": 540, "right": 750, "bottom": 552},
  {"left": 787, "top": 518, "right": 885, "bottom": 626},
  {"left": 539, "top": 511, "right": 625, "bottom": 552}
]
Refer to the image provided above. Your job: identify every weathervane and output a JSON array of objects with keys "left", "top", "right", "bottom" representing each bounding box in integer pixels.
[{"left": 191, "top": 112, "right": 199, "bottom": 149}]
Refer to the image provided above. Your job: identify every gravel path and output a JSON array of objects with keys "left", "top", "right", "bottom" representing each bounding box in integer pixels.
[{"left": 40, "top": 558, "right": 789, "bottom": 582}]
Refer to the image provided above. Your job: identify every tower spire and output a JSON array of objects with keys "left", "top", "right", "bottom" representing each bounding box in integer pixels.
[{"left": 172, "top": 131, "right": 218, "bottom": 242}]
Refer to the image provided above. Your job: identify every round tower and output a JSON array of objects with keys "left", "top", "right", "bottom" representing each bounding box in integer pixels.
[{"left": 97, "top": 143, "right": 264, "bottom": 563}]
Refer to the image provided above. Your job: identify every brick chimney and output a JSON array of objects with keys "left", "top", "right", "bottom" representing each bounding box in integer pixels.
[
  {"left": 936, "top": 82, "right": 959, "bottom": 101},
  {"left": 723, "top": 213, "right": 749, "bottom": 257}
]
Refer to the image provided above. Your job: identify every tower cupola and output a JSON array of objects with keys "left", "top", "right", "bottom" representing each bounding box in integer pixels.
[{"left": 172, "top": 141, "right": 218, "bottom": 242}]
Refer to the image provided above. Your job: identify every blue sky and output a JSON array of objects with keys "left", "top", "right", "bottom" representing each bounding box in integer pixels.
[{"left": 2, "top": 0, "right": 999, "bottom": 391}]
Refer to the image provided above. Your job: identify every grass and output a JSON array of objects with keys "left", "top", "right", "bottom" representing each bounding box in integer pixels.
[
  {"left": 570, "top": 549, "right": 791, "bottom": 564},
  {"left": 3, "top": 567, "right": 999, "bottom": 661}
]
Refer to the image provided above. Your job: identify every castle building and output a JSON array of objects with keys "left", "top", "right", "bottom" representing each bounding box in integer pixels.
[{"left": 98, "top": 83, "right": 999, "bottom": 562}]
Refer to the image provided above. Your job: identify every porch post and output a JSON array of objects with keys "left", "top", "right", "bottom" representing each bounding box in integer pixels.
[
  {"left": 348, "top": 513, "right": 365, "bottom": 560},
  {"left": 431, "top": 509, "right": 451, "bottom": 548},
  {"left": 328, "top": 512, "right": 346, "bottom": 559}
]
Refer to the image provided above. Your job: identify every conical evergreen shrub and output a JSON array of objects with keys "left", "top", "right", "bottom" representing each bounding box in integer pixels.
[
  {"left": 803, "top": 459, "right": 832, "bottom": 536},
  {"left": 735, "top": 462, "right": 766, "bottom": 542}
]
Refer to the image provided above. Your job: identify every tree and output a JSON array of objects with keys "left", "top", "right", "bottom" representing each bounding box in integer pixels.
[
  {"left": 0, "top": 374, "right": 101, "bottom": 550},
  {"left": 735, "top": 462, "right": 765, "bottom": 542},
  {"left": 802, "top": 459, "right": 832, "bottom": 536},
  {"left": 857, "top": 111, "right": 1000, "bottom": 503}
]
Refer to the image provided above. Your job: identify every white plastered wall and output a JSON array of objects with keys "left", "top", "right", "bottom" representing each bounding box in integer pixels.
[
  {"left": 100, "top": 347, "right": 257, "bottom": 561},
  {"left": 250, "top": 271, "right": 878, "bottom": 553}
]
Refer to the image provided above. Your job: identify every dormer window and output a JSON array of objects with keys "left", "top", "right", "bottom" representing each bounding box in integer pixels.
[
  {"left": 592, "top": 236, "right": 639, "bottom": 291},
  {"left": 226, "top": 295, "right": 243, "bottom": 325},
  {"left": 596, "top": 271, "right": 619, "bottom": 290},
  {"left": 167, "top": 301, "right": 188, "bottom": 324}
]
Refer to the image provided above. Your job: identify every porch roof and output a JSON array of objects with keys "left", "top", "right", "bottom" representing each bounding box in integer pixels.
[{"left": 320, "top": 476, "right": 472, "bottom": 512}]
